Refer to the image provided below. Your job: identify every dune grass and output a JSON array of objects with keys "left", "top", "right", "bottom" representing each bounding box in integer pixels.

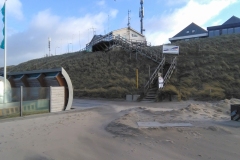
[{"left": 5, "top": 34, "right": 240, "bottom": 100}]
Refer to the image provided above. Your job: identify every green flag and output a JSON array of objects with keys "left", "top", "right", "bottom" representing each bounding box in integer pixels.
[{"left": 0, "top": 3, "right": 5, "bottom": 49}]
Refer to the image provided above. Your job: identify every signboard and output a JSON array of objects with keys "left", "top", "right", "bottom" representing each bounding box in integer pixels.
[
  {"left": 231, "top": 104, "right": 240, "bottom": 121},
  {"left": 163, "top": 45, "right": 179, "bottom": 54}
]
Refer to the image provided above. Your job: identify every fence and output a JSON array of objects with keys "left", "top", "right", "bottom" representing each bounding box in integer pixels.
[{"left": 0, "top": 86, "right": 64, "bottom": 119}]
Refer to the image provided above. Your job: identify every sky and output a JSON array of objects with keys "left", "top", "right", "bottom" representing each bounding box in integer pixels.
[{"left": 0, "top": 0, "right": 240, "bottom": 67}]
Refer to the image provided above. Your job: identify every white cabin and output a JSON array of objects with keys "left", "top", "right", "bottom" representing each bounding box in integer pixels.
[
  {"left": 111, "top": 27, "right": 146, "bottom": 42},
  {"left": 86, "top": 27, "right": 146, "bottom": 52}
]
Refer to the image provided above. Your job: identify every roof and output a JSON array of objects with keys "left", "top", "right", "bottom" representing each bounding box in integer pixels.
[
  {"left": 172, "top": 22, "right": 207, "bottom": 38},
  {"left": 207, "top": 16, "right": 240, "bottom": 31},
  {"left": 89, "top": 35, "right": 103, "bottom": 44},
  {"left": 222, "top": 16, "right": 240, "bottom": 25}
]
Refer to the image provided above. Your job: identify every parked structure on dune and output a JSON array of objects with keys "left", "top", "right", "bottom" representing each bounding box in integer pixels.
[
  {"left": 207, "top": 16, "right": 240, "bottom": 37},
  {"left": 0, "top": 68, "right": 73, "bottom": 114},
  {"left": 169, "top": 15, "right": 240, "bottom": 43},
  {"left": 169, "top": 23, "right": 208, "bottom": 43},
  {"left": 86, "top": 27, "right": 146, "bottom": 52}
]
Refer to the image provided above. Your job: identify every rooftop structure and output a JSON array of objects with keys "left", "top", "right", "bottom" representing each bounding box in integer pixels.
[
  {"left": 169, "top": 23, "right": 208, "bottom": 43},
  {"left": 207, "top": 16, "right": 240, "bottom": 37}
]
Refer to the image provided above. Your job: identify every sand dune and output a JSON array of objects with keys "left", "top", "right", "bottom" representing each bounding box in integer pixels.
[{"left": 0, "top": 98, "right": 239, "bottom": 160}]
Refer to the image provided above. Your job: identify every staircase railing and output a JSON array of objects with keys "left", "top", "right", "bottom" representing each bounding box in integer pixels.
[
  {"left": 162, "top": 57, "right": 177, "bottom": 88},
  {"left": 86, "top": 34, "right": 162, "bottom": 63},
  {"left": 144, "top": 57, "right": 165, "bottom": 94}
]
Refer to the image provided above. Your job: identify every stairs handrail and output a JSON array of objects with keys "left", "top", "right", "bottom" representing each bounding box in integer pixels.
[
  {"left": 86, "top": 34, "right": 161, "bottom": 63},
  {"left": 162, "top": 56, "right": 177, "bottom": 87},
  {"left": 144, "top": 57, "right": 165, "bottom": 93},
  {"left": 87, "top": 34, "right": 148, "bottom": 48}
]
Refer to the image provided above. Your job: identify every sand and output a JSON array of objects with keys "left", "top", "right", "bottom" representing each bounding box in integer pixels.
[{"left": 0, "top": 98, "right": 240, "bottom": 160}]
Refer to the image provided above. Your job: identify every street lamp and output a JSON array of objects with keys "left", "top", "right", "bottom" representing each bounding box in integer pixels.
[
  {"left": 48, "top": 37, "right": 51, "bottom": 56},
  {"left": 55, "top": 46, "right": 59, "bottom": 55},
  {"left": 68, "top": 43, "right": 72, "bottom": 53},
  {"left": 79, "top": 31, "right": 81, "bottom": 51},
  {"left": 72, "top": 34, "right": 73, "bottom": 52}
]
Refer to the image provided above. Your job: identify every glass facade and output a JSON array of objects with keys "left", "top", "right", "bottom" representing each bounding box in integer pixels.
[
  {"left": 22, "top": 87, "right": 50, "bottom": 116},
  {"left": 228, "top": 28, "right": 233, "bottom": 34},
  {"left": 209, "top": 26, "right": 240, "bottom": 37},
  {"left": 235, "top": 27, "right": 240, "bottom": 33},
  {"left": 0, "top": 88, "right": 20, "bottom": 119},
  {"left": 214, "top": 30, "right": 220, "bottom": 36},
  {"left": 0, "top": 87, "right": 50, "bottom": 119},
  {"left": 222, "top": 29, "right": 227, "bottom": 35},
  {"left": 209, "top": 31, "right": 214, "bottom": 37}
]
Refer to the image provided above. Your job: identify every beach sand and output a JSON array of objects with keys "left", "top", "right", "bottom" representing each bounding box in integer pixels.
[{"left": 0, "top": 98, "right": 240, "bottom": 160}]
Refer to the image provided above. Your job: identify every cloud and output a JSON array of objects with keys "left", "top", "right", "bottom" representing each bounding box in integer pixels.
[
  {"left": 97, "top": 0, "right": 105, "bottom": 6},
  {"left": 0, "top": 9, "right": 108, "bottom": 66},
  {"left": 164, "top": 0, "right": 189, "bottom": 6},
  {"left": 0, "top": 0, "right": 23, "bottom": 20},
  {"left": 211, "top": 19, "right": 223, "bottom": 26},
  {"left": 145, "top": 0, "right": 237, "bottom": 45},
  {"left": 109, "top": 9, "right": 118, "bottom": 18}
]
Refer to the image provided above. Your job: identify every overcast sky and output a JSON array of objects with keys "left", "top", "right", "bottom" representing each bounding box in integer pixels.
[{"left": 0, "top": 0, "right": 239, "bottom": 67}]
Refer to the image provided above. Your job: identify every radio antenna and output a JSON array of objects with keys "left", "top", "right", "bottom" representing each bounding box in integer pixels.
[
  {"left": 139, "top": 0, "right": 145, "bottom": 34},
  {"left": 127, "top": 10, "right": 131, "bottom": 28}
]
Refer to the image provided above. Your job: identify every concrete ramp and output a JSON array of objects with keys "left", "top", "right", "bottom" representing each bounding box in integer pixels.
[{"left": 137, "top": 122, "right": 193, "bottom": 128}]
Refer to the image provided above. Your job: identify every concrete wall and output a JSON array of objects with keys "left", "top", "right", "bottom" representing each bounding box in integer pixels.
[
  {"left": 50, "top": 87, "right": 65, "bottom": 112},
  {"left": 126, "top": 94, "right": 140, "bottom": 102}
]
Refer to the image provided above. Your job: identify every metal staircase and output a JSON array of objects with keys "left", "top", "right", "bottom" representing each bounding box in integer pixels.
[
  {"left": 86, "top": 34, "right": 162, "bottom": 63},
  {"left": 142, "top": 57, "right": 177, "bottom": 102},
  {"left": 85, "top": 34, "right": 177, "bottom": 102},
  {"left": 162, "top": 57, "right": 177, "bottom": 86}
]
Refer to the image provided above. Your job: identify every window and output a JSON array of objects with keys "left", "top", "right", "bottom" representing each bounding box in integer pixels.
[
  {"left": 228, "top": 28, "right": 233, "bottom": 34},
  {"left": 234, "top": 27, "right": 240, "bottom": 33},
  {"left": 192, "top": 30, "right": 195, "bottom": 33},
  {"left": 222, "top": 29, "right": 227, "bottom": 35},
  {"left": 209, "top": 31, "right": 214, "bottom": 37},
  {"left": 132, "top": 34, "right": 138, "bottom": 37},
  {"left": 186, "top": 31, "right": 189, "bottom": 34},
  {"left": 214, "top": 30, "right": 220, "bottom": 36}
]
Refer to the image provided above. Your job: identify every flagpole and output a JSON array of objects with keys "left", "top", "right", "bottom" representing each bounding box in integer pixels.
[{"left": 3, "top": 0, "right": 6, "bottom": 103}]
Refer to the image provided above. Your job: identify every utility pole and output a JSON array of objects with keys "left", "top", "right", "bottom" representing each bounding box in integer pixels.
[{"left": 79, "top": 31, "right": 81, "bottom": 50}]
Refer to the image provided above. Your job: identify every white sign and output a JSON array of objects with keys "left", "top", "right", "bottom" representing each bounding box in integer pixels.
[{"left": 163, "top": 45, "right": 179, "bottom": 54}]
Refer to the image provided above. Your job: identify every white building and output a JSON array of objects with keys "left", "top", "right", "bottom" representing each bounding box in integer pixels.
[
  {"left": 86, "top": 27, "right": 146, "bottom": 52},
  {"left": 112, "top": 27, "right": 146, "bottom": 42}
]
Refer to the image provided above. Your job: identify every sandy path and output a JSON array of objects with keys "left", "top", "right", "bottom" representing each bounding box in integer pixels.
[{"left": 0, "top": 99, "right": 239, "bottom": 160}]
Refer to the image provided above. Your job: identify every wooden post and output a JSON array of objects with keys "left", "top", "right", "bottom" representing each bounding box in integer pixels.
[
  {"left": 49, "top": 86, "right": 52, "bottom": 113},
  {"left": 148, "top": 65, "right": 151, "bottom": 88},
  {"left": 20, "top": 86, "right": 23, "bottom": 117},
  {"left": 136, "top": 68, "right": 138, "bottom": 89}
]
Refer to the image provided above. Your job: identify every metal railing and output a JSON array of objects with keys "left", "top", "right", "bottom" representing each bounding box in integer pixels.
[
  {"left": 86, "top": 34, "right": 149, "bottom": 48},
  {"left": 162, "top": 57, "right": 177, "bottom": 88},
  {"left": 144, "top": 57, "right": 165, "bottom": 93},
  {"left": 143, "top": 56, "right": 177, "bottom": 94},
  {"left": 85, "top": 34, "right": 162, "bottom": 63}
]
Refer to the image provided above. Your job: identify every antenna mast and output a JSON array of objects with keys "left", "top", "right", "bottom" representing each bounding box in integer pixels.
[
  {"left": 139, "top": 0, "right": 145, "bottom": 34},
  {"left": 127, "top": 10, "right": 131, "bottom": 28}
]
